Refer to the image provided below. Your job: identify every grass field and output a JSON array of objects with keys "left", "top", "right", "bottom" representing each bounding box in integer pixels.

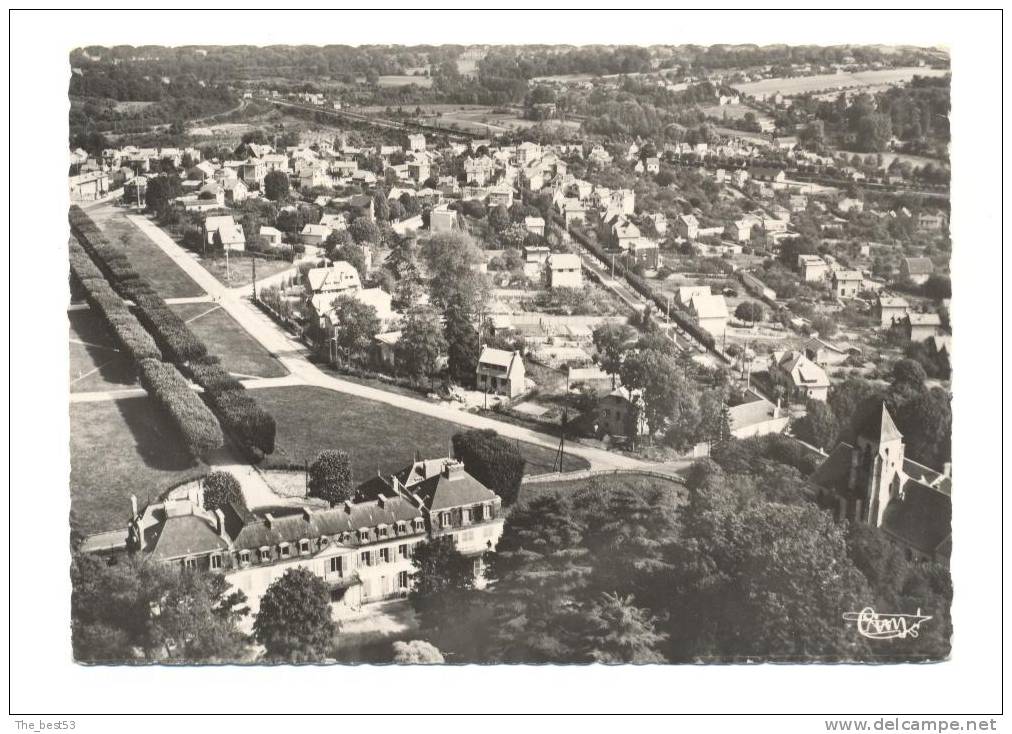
[
  {"left": 69, "top": 309, "right": 138, "bottom": 393},
  {"left": 517, "top": 472, "right": 688, "bottom": 506},
  {"left": 70, "top": 396, "right": 206, "bottom": 535},
  {"left": 254, "top": 385, "right": 590, "bottom": 479},
  {"left": 93, "top": 211, "right": 206, "bottom": 299},
  {"left": 199, "top": 252, "right": 294, "bottom": 289},
  {"left": 377, "top": 75, "right": 433, "bottom": 88},
  {"left": 421, "top": 109, "right": 580, "bottom": 135},
  {"left": 168, "top": 302, "right": 288, "bottom": 379},
  {"left": 733, "top": 67, "right": 948, "bottom": 98}
]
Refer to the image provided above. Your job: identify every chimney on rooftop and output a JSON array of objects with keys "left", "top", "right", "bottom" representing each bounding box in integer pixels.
[{"left": 377, "top": 493, "right": 386, "bottom": 509}]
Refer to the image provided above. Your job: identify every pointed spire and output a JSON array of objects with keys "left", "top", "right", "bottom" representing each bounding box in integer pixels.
[{"left": 857, "top": 400, "right": 903, "bottom": 443}]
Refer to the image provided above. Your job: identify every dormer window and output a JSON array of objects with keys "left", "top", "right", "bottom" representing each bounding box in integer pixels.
[
  {"left": 359, "top": 529, "right": 370, "bottom": 542},
  {"left": 378, "top": 525, "right": 389, "bottom": 538},
  {"left": 413, "top": 519, "right": 425, "bottom": 532},
  {"left": 279, "top": 543, "right": 291, "bottom": 558},
  {"left": 441, "top": 512, "right": 452, "bottom": 528},
  {"left": 183, "top": 558, "right": 197, "bottom": 571},
  {"left": 239, "top": 550, "right": 251, "bottom": 565},
  {"left": 299, "top": 539, "right": 310, "bottom": 554},
  {"left": 259, "top": 547, "right": 271, "bottom": 562},
  {"left": 397, "top": 521, "right": 407, "bottom": 534},
  {"left": 320, "top": 536, "right": 330, "bottom": 547},
  {"left": 482, "top": 504, "right": 492, "bottom": 520}
]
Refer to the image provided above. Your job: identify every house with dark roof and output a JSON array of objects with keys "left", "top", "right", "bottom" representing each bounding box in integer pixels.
[
  {"left": 811, "top": 402, "right": 951, "bottom": 563},
  {"left": 84, "top": 455, "right": 506, "bottom": 617},
  {"left": 772, "top": 350, "right": 830, "bottom": 402},
  {"left": 901, "top": 257, "right": 934, "bottom": 286}
]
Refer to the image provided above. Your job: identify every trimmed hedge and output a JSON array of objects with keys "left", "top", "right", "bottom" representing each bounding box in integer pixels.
[
  {"left": 70, "top": 241, "right": 163, "bottom": 362},
  {"left": 137, "top": 358, "right": 225, "bottom": 460},
  {"left": 205, "top": 387, "right": 276, "bottom": 458},
  {"left": 70, "top": 205, "right": 277, "bottom": 457}
]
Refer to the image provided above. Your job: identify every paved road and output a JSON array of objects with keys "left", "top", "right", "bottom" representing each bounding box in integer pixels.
[{"left": 125, "top": 214, "right": 666, "bottom": 472}]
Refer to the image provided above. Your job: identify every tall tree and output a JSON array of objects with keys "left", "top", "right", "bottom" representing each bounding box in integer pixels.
[
  {"left": 308, "top": 450, "right": 354, "bottom": 505},
  {"left": 263, "top": 170, "right": 290, "bottom": 201},
  {"left": 592, "top": 322, "right": 636, "bottom": 387},
  {"left": 392, "top": 640, "right": 445, "bottom": 664},
  {"left": 332, "top": 295, "right": 380, "bottom": 363},
  {"left": 202, "top": 470, "right": 243, "bottom": 512},
  {"left": 452, "top": 429, "right": 526, "bottom": 506},
  {"left": 253, "top": 568, "right": 337, "bottom": 662},
  {"left": 395, "top": 307, "right": 447, "bottom": 386},
  {"left": 444, "top": 294, "right": 480, "bottom": 386},
  {"left": 581, "top": 592, "right": 667, "bottom": 664},
  {"left": 793, "top": 400, "right": 839, "bottom": 450}
]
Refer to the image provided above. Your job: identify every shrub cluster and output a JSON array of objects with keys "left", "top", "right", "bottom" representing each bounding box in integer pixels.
[{"left": 137, "top": 358, "right": 225, "bottom": 459}]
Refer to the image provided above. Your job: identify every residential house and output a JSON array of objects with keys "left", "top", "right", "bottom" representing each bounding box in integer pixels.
[
  {"left": 645, "top": 157, "right": 660, "bottom": 174},
  {"left": 725, "top": 217, "right": 757, "bottom": 243},
  {"left": 916, "top": 210, "right": 948, "bottom": 232},
  {"left": 837, "top": 197, "right": 864, "bottom": 214},
  {"left": 832, "top": 270, "right": 864, "bottom": 298},
  {"left": 877, "top": 295, "right": 910, "bottom": 328},
  {"left": 487, "top": 184, "right": 514, "bottom": 208},
  {"left": 306, "top": 262, "right": 362, "bottom": 295},
  {"left": 903, "top": 313, "right": 943, "bottom": 342},
  {"left": 798, "top": 254, "right": 830, "bottom": 282},
  {"left": 677, "top": 285, "right": 712, "bottom": 307},
  {"left": 429, "top": 205, "right": 458, "bottom": 233},
  {"left": 750, "top": 166, "right": 786, "bottom": 183},
  {"left": 802, "top": 337, "right": 851, "bottom": 367},
  {"left": 203, "top": 215, "right": 246, "bottom": 252},
  {"left": 626, "top": 238, "right": 660, "bottom": 269},
  {"left": 597, "top": 387, "right": 648, "bottom": 438},
  {"left": 524, "top": 217, "right": 546, "bottom": 237},
  {"left": 476, "top": 347, "right": 526, "bottom": 399},
  {"left": 811, "top": 402, "right": 951, "bottom": 562},
  {"left": 728, "top": 392, "right": 789, "bottom": 439},
  {"left": 464, "top": 156, "right": 494, "bottom": 186},
  {"left": 771, "top": 350, "right": 830, "bottom": 402},
  {"left": 259, "top": 226, "right": 284, "bottom": 247},
  {"left": 301, "top": 223, "right": 332, "bottom": 246},
  {"left": 901, "top": 257, "right": 934, "bottom": 286},
  {"left": 545, "top": 253, "right": 583, "bottom": 289},
  {"left": 407, "top": 134, "right": 426, "bottom": 152},
  {"left": 69, "top": 171, "right": 110, "bottom": 201},
  {"left": 221, "top": 178, "right": 249, "bottom": 205},
  {"left": 676, "top": 214, "right": 700, "bottom": 240}
]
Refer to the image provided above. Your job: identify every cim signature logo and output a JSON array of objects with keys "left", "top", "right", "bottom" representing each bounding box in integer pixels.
[{"left": 843, "top": 607, "right": 933, "bottom": 640}]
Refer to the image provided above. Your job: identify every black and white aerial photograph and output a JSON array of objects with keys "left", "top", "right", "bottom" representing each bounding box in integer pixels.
[{"left": 7, "top": 7, "right": 1006, "bottom": 729}]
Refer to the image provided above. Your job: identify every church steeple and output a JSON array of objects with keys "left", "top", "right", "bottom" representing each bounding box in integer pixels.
[{"left": 848, "top": 401, "right": 906, "bottom": 527}]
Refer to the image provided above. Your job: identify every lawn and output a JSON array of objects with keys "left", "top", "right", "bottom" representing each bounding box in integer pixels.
[
  {"left": 733, "top": 67, "right": 948, "bottom": 98},
  {"left": 168, "top": 303, "right": 288, "bottom": 379},
  {"left": 93, "top": 211, "right": 206, "bottom": 299},
  {"left": 198, "top": 252, "right": 295, "bottom": 289},
  {"left": 69, "top": 308, "right": 137, "bottom": 393},
  {"left": 517, "top": 472, "right": 688, "bottom": 506},
  {"left": 254, "top": 385, "right": 590, "bottom": 479},
  {"left": 70, "top": 396, "right": 206, "bottom": 536}
]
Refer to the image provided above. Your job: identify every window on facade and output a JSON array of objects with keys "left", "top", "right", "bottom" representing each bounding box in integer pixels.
[
  {"left": 329, "top": 557, "right": 343, "bottom": 575},
  {"left": 184, "top": 558, "right": 197, "bottom": 570},
  {"left": 360, "top": 551, "right": 371, "bottom": 567},
  {"left": 398, "top": 571, "right": 410, "bottom": 589},
  {"left": 299, "top": 539, "right": 310, "bottom": 554},
  {"left": 482, "top": 504, "right": 492, "bottom": 520},
  {"left": 359, "top": 529, "right": 370, "bottom": 542},
  {"left": 259, "top": 548, "right": 271, "bottom": 562},
  {"left": 380, "top": 547, "right": 391, "bottom": 563},
  {"left": 280, "top": 544, "right": 291, "bottom": 558},
  {"left": 378, "top": 526, "right": 388, "bottom": 538},
  {"left": 461, "top": 509, "right": 471, "bottom": 525},
  {"left": 414, "top": 519, "right": 425, "bottom": 532},
  {"left": 398, "top": 543, "right": 409, "bottom": 558},
  {"left": 239, "top": 551, "right": 251, "bottom": 564},
  {"left": 441, "top": 512, "right": 452, "bottom": 528},
  {"left": 210, "top": 554, "right": 222, "bottom": 570},
  {"left": 397, "top": 521, "right": 406, "bottom": 534}
]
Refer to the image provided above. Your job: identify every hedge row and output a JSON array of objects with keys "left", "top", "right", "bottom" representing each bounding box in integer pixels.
[
  {"left": 70, "top": 240, "right": 163, "bottom": 362},
  {"left": 70, "top": 208, "right": 210, "bottom": 364},
  {"left": 566, "top": 224, "right": 717, "bottom": 351},
  {"left": 137, "top": 358, "right": 225, "bottom": 459},
  {"left": 70, "top": 206, "right": 276, "bottom": 458}
]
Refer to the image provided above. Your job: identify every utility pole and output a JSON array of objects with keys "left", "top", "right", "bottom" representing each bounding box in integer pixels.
[
  {"left": 610, "top": 253, "right": 615, "bottom": 279},
  {"left": 251, "top": 254, "right": 257, "bottom": 301}
]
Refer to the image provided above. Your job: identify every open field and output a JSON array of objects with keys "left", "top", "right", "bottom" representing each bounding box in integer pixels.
[
  {"left": 733, "top": 67, "right": 948, "bottom": 98},
  {"left": 168, "top": 303, "right": 289, "bottom": 379},
  {"left": 198, "top": 251, "right": 294, "bottom": 288},
  {"left": 90, "top": 210, "right": 206, "bottom": 299},
  {"left": 377, "top": 75, "right": 433, "bottom": 88},
  {"left": 69, "top": 308, "right": 138, "bottom": 393},
  {"left": 254, "top": 385, "right": 590, "bottom": 479},
  {"left": 352, "top": 103, "right": 489, "bottom": 115},
  {"left": 517, "top": 472, "right": 688, "bottom": 506},
  {"left": 70, "top": 396, "right": 206, "bottom": 535},
  {"left": 420, "top": 108, "right": 580, "bottom": 135}
]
